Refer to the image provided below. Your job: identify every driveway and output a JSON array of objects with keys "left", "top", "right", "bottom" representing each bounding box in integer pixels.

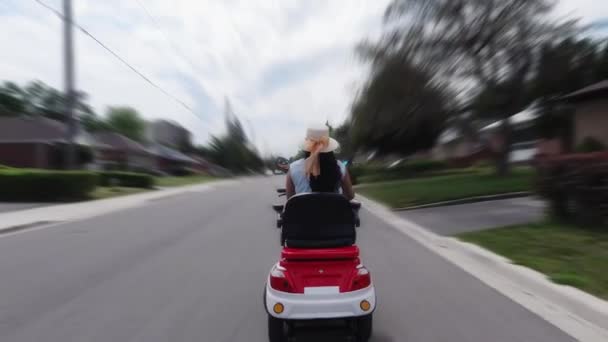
[{"left": 398, "top": 196, "right": 545, "bottom": 235}]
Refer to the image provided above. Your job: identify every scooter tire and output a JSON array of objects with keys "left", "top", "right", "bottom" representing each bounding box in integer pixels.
[
  {"left": 268, "top": 314, "right": 287, "bottom": 342},
  {"left": 355, "top": 314, "right": 373, "bottom": 342}
]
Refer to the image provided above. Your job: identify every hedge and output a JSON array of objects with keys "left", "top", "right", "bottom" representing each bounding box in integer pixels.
[
  {"left": 0, "top": 170, "right": 98, "bottom": 201},
  {"left": 536, "top": 152, "right": 608, "bottom": 227},
  {"left": 97, "top": 171, "right": 155, "bottom": 188}
]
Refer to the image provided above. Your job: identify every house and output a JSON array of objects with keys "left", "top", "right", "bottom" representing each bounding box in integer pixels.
[
  {"left": 147, "top": 119, "right": 191, "bottom": 149},
  {"left": 92, "top": 132, "right": 155, "bottom": 171},
  {"left": 479, "top": 107, "right": 540, "bottom": 163},
  {"left": 147, "top": 143, "right": 197, "bottom": 174},
  {"left": 561, "top": 80, "right": 608, "bottom": 148},
  {"left": 432, "top": 128, "right": 479, "bottom": 161},
  {"left": 432, "top": 107, "right": 542, "bottom": 164},
  {"left": 0, "top": 116, "right": 105, "bottom": 169}
]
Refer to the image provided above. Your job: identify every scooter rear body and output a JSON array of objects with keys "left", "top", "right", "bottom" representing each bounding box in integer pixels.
[{"left": 265, "top": 193, "right": 375, "bottom": 341}]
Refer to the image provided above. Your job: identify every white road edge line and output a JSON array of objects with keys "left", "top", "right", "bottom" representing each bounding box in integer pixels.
[{"left": 358, "top": 194, "right": 608, "bottom": 342}]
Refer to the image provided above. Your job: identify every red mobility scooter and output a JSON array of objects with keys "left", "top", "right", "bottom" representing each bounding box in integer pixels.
[{"left": 265, "top": 191, "right": 375, "bottom": 341}]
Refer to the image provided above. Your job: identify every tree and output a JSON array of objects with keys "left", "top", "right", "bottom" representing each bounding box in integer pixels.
[
  {"left": 197, "top": 100, "right": 264, "bottom": 174},
  {"left": 0, "top": 82, "right": 26, "bottom": 116},
  {"left": 0, "top": 80, "right": 94, "bottom": 121},
  {"left": 351, "top": 52, "right": 452, "bottom": 156},
  {"left": 105, "top": 107, "right": 146, "bottom": 142},
  {"left": 333, "top": 120, "right": 356, "bottom": 164},
  {"left": 81, "top": 111, "right": 109, "bottom": 132},
  {"left": 372, "top": 0, "right": 575, "bottom": 174}
]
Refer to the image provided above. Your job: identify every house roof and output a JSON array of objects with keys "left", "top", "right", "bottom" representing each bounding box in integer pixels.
[
  {"left": 561, "top": 80, "right": 608, "bottom": 102},
  {"left": 480, "top": 107, "right": 538, "bottom": 132},
  {"left": 0, "top": 116, "right": 112, "bottom": 149},
  {"left": 0, "top": 116, "right": 68, "bottom": 142},
  {"left": 147, "top": 143, "right": 197, "bottom": 163},
  {"left": 92, "top": 132, "right": 149, "bottom": 154},
  {"left": 437, "top": 128, "right": 461, "bottom": 144}
]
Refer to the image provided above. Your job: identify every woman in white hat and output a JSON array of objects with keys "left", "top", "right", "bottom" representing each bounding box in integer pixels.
[{"left": 285, "top": 126, "right": 355, "bottom": 200}]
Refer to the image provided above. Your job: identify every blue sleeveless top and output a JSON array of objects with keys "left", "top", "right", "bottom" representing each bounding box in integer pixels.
[{"left": 289, "top": 158, "right": 346, "bottom": 194}]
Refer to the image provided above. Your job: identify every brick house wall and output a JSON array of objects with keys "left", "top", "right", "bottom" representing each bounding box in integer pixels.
[
  {"left": 574, "top": 98, "right": 608, "bottom": 147},
  {"left": 0, "top": 143, "right": 49, "bottom": 168}
]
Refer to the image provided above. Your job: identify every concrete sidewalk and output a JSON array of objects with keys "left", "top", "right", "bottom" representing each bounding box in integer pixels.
[
  {"left": 0, "top": 203, "right": 56, "bottom": 214},
  {"left": 0, "top": 180, "right": 236, "bottom": 234}
]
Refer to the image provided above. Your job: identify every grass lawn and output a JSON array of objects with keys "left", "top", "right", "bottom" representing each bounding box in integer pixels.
[
  {"left": 89, "top": 186, "right": 151, "bottom": 200},
  {"left": 155, "top": 175, "right": 215, "bottom": 187},
  {"left": 356, "top": 168, "right": 532, "bottom": 208},
  {"left": 459, "top": 222, "right": 608, "bottom": 300}
]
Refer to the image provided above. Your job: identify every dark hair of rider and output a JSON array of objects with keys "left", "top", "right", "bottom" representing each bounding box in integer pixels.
[{"left": 303, "top": 151, "right": 341, "bottom": 193}]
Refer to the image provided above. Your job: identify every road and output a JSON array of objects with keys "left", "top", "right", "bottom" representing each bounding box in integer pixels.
[
  {"left": 0, "top": 177, "right": 572, "bottom": 342},
  {"left": 399, "top": 196, "right": 544, "bottom": 235}
]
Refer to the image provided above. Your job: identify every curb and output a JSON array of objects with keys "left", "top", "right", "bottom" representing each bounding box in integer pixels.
[
  {"left": 0, "top": 221, "right": 60, "bottom": 236},
  {"left": 392, "top": 192, "right": 533, "bottom": 211},
  {"left": 358, "top": 194, "right": 608, "bottom": 342}
]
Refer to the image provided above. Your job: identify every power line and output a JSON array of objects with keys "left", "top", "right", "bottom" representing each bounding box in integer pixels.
[{"left": 33, "top": 0, "right": 207, "bottom": 124}]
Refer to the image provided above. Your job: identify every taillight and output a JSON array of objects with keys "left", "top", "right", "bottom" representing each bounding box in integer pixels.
[
  {"left": 269, "top": 264, "right": 294, "bottom": 293},
  {"left": 350, "top": 265, "right": 371, "bottom": 291}
]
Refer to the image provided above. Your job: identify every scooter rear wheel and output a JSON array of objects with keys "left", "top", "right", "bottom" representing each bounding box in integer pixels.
[
  {"left": 355, "top": 314, "right": 373, "bottom": 342},
  {"left": 268, "top": 314, "right": 287, "bottom": 342}
]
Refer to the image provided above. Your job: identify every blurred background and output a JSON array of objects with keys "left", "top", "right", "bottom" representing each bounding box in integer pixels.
[{"left": 0, "top": 0, "right": 607, "bottom": 298}]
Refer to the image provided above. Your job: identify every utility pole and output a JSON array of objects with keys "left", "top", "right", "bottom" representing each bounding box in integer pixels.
[{"left": 63, "top": 0, "right": 77, "bottom": 169}]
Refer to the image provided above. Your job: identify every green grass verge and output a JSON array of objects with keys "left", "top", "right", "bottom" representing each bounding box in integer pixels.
[
  {"left": 155, "top": 175, "right": 215, "bottom": 187},
  {"left": 356, "top": 168, "right": 532, "bottom": 208},
  {"left": 459, "top": 222, "right": 608, "bottom": 300},
  {"left": 356, "top": 168, "right": 476, "bottom": 184},
  {"left": 89, "top": 187, "right": 151, "bottom": 200}
]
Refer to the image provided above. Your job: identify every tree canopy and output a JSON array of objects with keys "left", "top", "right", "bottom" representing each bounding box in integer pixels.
[
  {"left": 0, "top": 80, "right": 93, "bottom": 120},
  {"left": 196, "top": 101, "right": 264, "bottom": 174},
  {"left": 350, "top": 52, "right": 453, "bottom": 156},
  {"left": 355, "top": 0, "right": 577, "bottom": 174},
  {"left": 105, "top": 106, "right": 147, "bottom": 142}
]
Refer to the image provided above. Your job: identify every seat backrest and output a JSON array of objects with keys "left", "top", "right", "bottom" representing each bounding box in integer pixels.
[{"left": 281, "top": 193, "right": 356, "bottom": 248}]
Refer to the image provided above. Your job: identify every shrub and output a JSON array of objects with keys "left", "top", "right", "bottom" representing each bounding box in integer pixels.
[
  {"left": 576, "top": 137, "right": 605, "bottom": 153},
  {"left": 536, "top": 152, "right": 608, "bottom": 227},
  {"left": 401, "top": 159, "right": 447, "bottom": 174},
  {"left": 0, "top": 170, "right": 98, "bottom": 201},
  {"left": 98, "top": 171, "right": 154, "bottom": 188}
]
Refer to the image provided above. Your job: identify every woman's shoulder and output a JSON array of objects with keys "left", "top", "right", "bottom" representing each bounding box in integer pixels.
[{"left": 289, "top": 159, "right": 305, "bottom": 174}]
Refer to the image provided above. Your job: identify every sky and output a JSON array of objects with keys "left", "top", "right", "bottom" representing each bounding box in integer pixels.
[{"left": 0, "top": 0, "right": 607, "bottom": 157}]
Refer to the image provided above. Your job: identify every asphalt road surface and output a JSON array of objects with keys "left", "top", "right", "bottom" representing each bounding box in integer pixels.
[
  {"left": 399, "top": 197, "right": 545, "bottom": 235},
  {"left": 0, "top": 177, "right": 572, "bottom": 342}
]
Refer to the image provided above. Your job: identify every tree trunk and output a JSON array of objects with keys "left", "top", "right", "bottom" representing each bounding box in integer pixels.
[{"left": 495, "top": 118, "right": 512, "bottom": 176}]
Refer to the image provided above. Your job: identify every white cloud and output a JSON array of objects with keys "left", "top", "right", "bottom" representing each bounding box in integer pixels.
[{"left": 1, "top": 0, "right": 605, "bottom": 157}]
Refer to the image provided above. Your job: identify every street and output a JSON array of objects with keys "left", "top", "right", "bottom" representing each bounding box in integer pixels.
[{"left": 0, "top": 177, "right": 573, "bottom": 342}]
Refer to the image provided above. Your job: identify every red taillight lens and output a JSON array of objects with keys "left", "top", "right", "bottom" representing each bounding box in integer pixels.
[
  {"left": 350, "top": 266, "right": 371, "bottom": 291},
  {"left": 269, "top": 265, "right": 294, "bottom": 293}
]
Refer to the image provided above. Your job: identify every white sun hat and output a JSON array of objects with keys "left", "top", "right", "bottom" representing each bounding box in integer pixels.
[{"left": 302, "top": 126, "right": 340, "bottom": 153}]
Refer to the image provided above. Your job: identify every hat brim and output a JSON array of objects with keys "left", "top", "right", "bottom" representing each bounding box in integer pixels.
[{"left": 301, "top": 137, "right": 340, "bottom": 153}]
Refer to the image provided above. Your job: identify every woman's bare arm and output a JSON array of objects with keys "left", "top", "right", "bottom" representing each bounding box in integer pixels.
[
  {"left": 286, "top": 172, "right": 296, "bottom": 199},
  {"left": 341, "top": 171, "right": 355, "bottom": 201}
]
